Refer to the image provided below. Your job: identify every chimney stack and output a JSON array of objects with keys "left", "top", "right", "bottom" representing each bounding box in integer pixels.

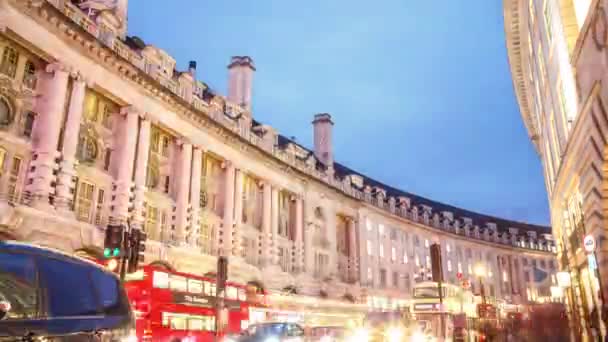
[
  {"left": 312, "top": 113, "right": 334, "bottom": 168},
  {"left": 188, "top": 61, "right": 197, "bottom": 79},
  {"left": 227, "top": 56, "right": 255, "bottom": 111}
]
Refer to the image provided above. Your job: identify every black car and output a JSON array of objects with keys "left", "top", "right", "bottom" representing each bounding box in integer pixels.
[{"left": 0, "top": 241, "right": 135, "bottom": 341}]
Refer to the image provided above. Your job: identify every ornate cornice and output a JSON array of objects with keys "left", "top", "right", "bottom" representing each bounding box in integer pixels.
[{"left": 503, "top": 0, "right": 540, "bottom": 154}]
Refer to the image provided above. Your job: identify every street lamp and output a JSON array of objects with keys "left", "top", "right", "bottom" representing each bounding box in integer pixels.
[{"left": 474, "top": 264, "right": 487, "bottom": 304}]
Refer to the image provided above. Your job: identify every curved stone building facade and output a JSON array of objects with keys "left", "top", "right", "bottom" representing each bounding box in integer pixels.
[
  {"left": 0, "top": 0, "right": 555, "bottom": 312},
  {"left": 504, "top": 0, "right": 608, "bottom": 338}
]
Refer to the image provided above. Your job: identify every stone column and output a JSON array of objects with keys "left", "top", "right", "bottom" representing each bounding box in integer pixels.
[
  {"left": 110, "top": 106, "right": 139, "bottom": 225},
  {"left": 132, "top": 117, "right": 151, "bottom": 229},
  {"left": 55, "top": 74, "right": 87, "bottom": 212},
  {"left": 348, "top": 217, "right": 358, "bottom": 282},
  {"left": 261, "top": 181, "right": 272, "bottom": 266},
  {"left": 294, "top": 195, "right": 304, "bottom": 272},
  {"left": 221, "top": 161, "right": 235, "bottom": 257},
  {"left": 189, "top": 146, "right": 203, "bottom": 244},
  {"left": 175, "top": 141, "right": 193, "bottom": 244},
  {"left": 271, "top": 186, "right": 279, "bottom": 265},
  {"left": 27, "top": 62, "right": 70, "bottom": 208},
  {"left": 232, "top": 169, "right": 244, "bottom": 257}
]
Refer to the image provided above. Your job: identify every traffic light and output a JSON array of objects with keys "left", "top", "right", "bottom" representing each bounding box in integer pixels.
[
  {"left": 104, "top": 225, "right": 125, "bottom": 259},
  {"left": 430, "top": 243, "right": 443, "bottom": 283},
  {"left": 127, "top": 229, "right": 147, "bottom": 273},
  {"left": 217, "top": 256, "right": 228, "bottom": 292}
]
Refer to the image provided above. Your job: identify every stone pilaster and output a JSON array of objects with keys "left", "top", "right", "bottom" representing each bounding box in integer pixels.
[
  {"left": 27, "top": 62, "right": 70, "bottom": 209},
  {"left": 347, "top": 217, "right": 359, "bottom": 282},
  {"left": 261, "top": 181, "right": 272, "bottom": 266},
  {"left": 55, "top": 73, "right": 88, "bottom": 213},
  {"left": 294, "top": 194, "right": 304, "bottom": 272},
  {"left": 132, "top": 116, "right": 151, "bottom": 229},
  {"left": 109, "top": 106, "right": 139, "bottom": 225},
  {"left": 175, "top": 141, "right": 192, "bottom": 244},
  {"left": 221, "top": 161, "right": 235, "bottom": 256},
  {"left": 232, "top": 169, "right": 244, "bottom": 257},
  {"left": 189, "top": 146, "right": 203, "bottom": 245},
  {"left": 271, "top": 186, "right": 279, "bottom": 265}
]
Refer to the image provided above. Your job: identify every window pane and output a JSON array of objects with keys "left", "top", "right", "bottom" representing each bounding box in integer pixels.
[
  {"left": 188, "top": 279, "right": 203, "bottom": 294},
  {"left": 0, "top": 252, "right": 38, "bottom": 319},
  {"left": 170, "top": 275, "right": 187, "bottom": 292},
  {"left": 153, "top": 271, "right": 169, "bottom": 289},
  {"left": 39, "top": 258, "right": 98, "bottom": 316},
  {"left": 226, "top": 286, "right": 238, "bottom": 300}
]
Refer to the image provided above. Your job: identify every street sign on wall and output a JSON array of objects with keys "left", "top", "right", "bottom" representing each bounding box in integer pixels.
[{"left": 584, "top": 235, "right": 596, "bottom": 253}]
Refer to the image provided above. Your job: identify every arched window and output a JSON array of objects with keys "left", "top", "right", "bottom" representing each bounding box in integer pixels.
[
  {"left": 0, "top": 47, "right": 18, "bottom": 78},
  {"left": 22, "top": 61, "right": 37, "bottom": 89},
  {"left": 0, "top": 99, "right": 12, "bottom": 126}
]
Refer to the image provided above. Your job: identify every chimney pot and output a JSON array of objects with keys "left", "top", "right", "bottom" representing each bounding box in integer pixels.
[
  {"left": 312, "top": 113, "right": 334, "bottom": 168},
  {"left": 227, "top": 56, "right": 255, "bottom": 111}
]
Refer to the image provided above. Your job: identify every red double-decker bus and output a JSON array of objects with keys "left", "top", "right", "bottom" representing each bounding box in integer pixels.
[{"left": 122, "top": 265, "right": 266, "bottom": 341}]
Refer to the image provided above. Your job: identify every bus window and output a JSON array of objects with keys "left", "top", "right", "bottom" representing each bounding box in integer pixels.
[
  {"left": 153, "top": 271, "right": 169, "bottom": 289},
  {"left": 188, "top": 317, "right": 204, "bottom": 331},
  {"left": 227, "top": 286, "right": 238, "bottom": 300},
  {"left": 39, "top": 258, "right": 98, "bottom": 317},
  {"left": 188, "top": 279, "right": 203, "bottom": 294},
  {"left": 414, "top": 286, "right": 446, "bottom": 298},
  {"left": 169, "top": 275, "right": 187, "bottom": 292},
  {"left": 0, "top": 253, "right": 38, "bottom": 320}
]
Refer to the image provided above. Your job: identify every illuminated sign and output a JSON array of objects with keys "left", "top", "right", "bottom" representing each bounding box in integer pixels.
[{"left": 584, "top": 235, "right": 596, "bottom": 253}]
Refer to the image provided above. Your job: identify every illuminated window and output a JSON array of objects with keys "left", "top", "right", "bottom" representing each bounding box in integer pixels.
[
  {"left": 379, "top": 245, "right": 384, "bottom": 258},
  {"left": 169, "top": 275, "right": 187, "bottom": 292},
  {"left": 468, "top": 264, "right": 473, "bottom": 275},
  {"left": 458, "top": 262, "right": 463, "bottom": 274},
  {"left": 22, "top": 61, "right": 36, "bottom": 89},
  {"left": 446, "top": 244, "right": 451, "bottom": 253},
  {"left": 153, "top": 271, "right": 169, "bottom": 289},
  {"left": 503, "top": 271, "right": 509, "bottom": 282},
  {"left": 144, "top": 204, "right": 158, "bottom": 237},
  {"left": 0, "top": 47, "right": 18, "bottom": 78},
  {"left": 75, "top": 181, "right": 95, "bottom": 222},
  {"left": 415, "top": 254, "right": 420, "bottom": 267},
  {"left": 447, "top": 260, "right": 453, "bottom": 272},
  {"left": 83, "top": 92, "right": 99, "bottom": 122},
  {"left": 403, "top": 252, "right": 408, "bottom": 264},
  {"left": 426, "top": 255, "right": 431, "bottom": 268},
  {"left": 366, "top": 218, "right": 372, "bottom": 231},
  {"left": 378, "top": 224, "right": 384, "bottom": 235},
  {"left": 424, "top": 239, "right": 429, "bottom": 248},
  {"left": 367, "top": 240, "right": 373, "bottom": 255},
  {"left": 391, "top": 247, "right": 396, "bottom": 262},
  {"left": 188, "top": 279, "right": 203, "bottom": 294}
]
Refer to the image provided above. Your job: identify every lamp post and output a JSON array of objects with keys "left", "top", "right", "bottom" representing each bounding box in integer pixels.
[{"left": 475, "top": 264, "right": 487, "bottom": 305}]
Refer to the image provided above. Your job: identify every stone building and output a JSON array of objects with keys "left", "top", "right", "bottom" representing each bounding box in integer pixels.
[
  {"left": 0, "top": 0, "right": 555, "bottom": 313},
  {"left": 504, "top": 0, "right": 608, "bottom": 339}
]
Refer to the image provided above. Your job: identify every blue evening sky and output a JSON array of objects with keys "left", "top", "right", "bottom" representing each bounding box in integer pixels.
[{"left": 127, "top": 0, "right": 550, "bottom": 225}]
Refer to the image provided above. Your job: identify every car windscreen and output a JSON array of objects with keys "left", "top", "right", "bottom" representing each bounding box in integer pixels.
[{"left": 38, "top": 257, "right": 131, "bottom": 317}]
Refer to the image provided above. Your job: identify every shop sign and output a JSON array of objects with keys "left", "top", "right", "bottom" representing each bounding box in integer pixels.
[
  {"left": 588, "top": 254, "right": 598, "bottom": 270},
  {"left": 556, "top": 272, "right": 571, "bottom": 287},
  {"left": 584, "top": 235, "right": 596, "bottom": 253}
]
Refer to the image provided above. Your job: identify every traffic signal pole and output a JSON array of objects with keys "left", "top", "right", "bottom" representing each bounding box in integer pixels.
[{"left": 119, "top": 220, "right": 131, "bottom": 282}]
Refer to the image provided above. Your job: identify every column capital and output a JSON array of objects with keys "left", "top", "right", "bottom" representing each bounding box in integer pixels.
[
  {"left": 120, "top": 105, "right": 141, "bottom": 117},
  {"left": 45, "top": 61, "right": 72, "bottom": 75},
  {"left": 71, "top": 71, "right": 94, "bottom": 87},
  {"left": 175, "top": 138, "right": 192, "bottom": 147}
]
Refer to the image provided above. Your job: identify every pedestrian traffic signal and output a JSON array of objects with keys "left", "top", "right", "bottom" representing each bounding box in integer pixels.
[
  {"left": 104, "top": 225, "right": 124, "bottom": 259},
  {"left": 127, "top": 229, "right": 147, "bottom": 273}
]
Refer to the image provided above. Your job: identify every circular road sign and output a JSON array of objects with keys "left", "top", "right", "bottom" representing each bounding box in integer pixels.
[{"left": 584, "top": 235, "right": 596, "bottom": 253}]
